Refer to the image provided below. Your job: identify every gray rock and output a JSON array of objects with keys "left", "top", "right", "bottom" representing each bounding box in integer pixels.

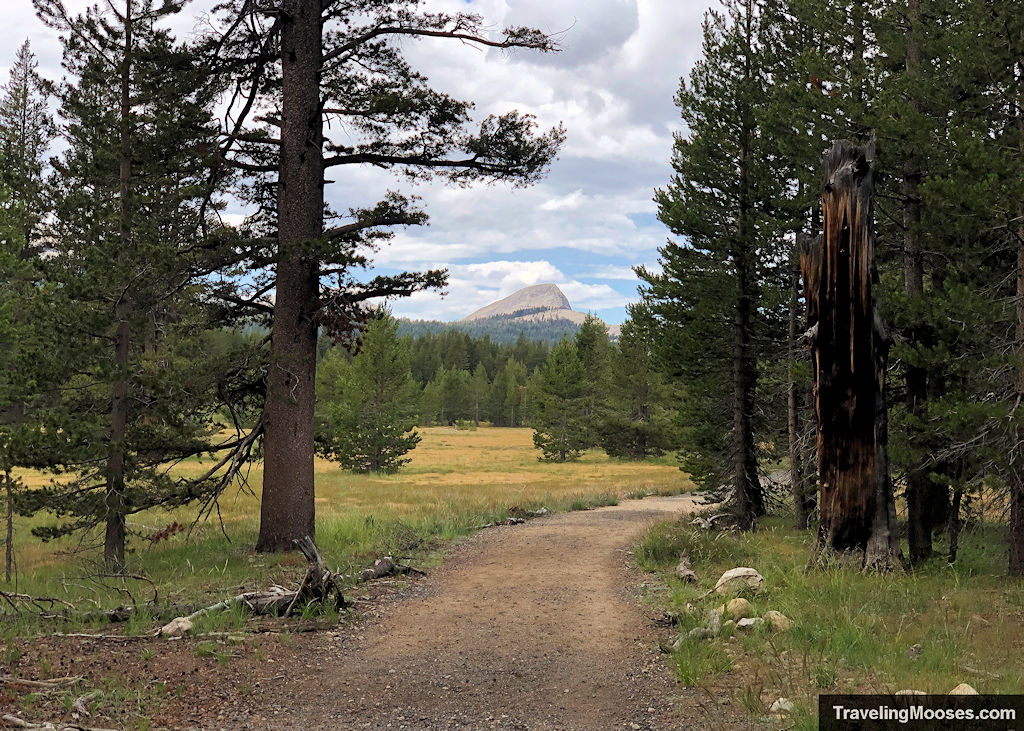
[
  {"left": 713, "top": 567, "right": 765, "bottom": 596},
  {"left": 736, "top": 617, "right": 764, "bottom": 630},
  {"left": 895, "top": 690, "right": 927, "bottom": 696},
  {"left": 705, "top": 608, "right": 722, "bottom": 637},
  {"left": 675, "top": 554, "right": 698, "bottom": 583},
  {"left": 721, "top": 619, "right": 737, "bottom": 634},
  {"left": 688, "top": 626, "right": 715, "bottom": 640},
  {"left": 769, "top": 698, "right": 794, "bottom": 714}
]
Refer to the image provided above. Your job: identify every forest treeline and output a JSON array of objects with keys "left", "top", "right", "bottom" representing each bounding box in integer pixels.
[
  {"left": 313, "top": 313, "right": 676, "bottom": 472},
  {"left": 635, "top": 0, "right": 1024, "bottom": 572}
]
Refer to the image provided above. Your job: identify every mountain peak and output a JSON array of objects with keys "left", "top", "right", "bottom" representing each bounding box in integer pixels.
[{"left": 461, "top": 283, "right": 572, "bottom": 321}]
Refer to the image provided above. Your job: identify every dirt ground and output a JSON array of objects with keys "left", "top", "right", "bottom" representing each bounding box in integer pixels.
[{"left": 3, "top": 495, "right": 755, "bottom": 730}]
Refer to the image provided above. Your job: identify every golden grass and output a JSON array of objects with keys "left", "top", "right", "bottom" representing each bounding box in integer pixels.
[{"left": 8, "top": 427, "right": 692, "bottom": 578}]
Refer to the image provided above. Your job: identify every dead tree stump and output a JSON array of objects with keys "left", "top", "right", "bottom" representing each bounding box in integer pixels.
[{"left": 801, "top": 140, "right": 899, "bottom": 568}]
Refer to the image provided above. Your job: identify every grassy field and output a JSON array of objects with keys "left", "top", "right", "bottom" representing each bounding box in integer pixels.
[
  {"left": 5, "top": 426, "right": 692, "bottom": 613},
  {"left": 635, "top": 515, "right": 1024, "bottom": 729}
]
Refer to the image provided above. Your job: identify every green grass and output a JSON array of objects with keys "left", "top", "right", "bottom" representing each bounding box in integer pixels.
[{"left": 635, "top": 515, "right": 1024, "bottom": 720}]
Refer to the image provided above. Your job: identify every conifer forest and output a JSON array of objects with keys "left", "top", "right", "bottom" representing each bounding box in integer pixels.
[{"left": 2, "top": 0, "right": 1024, "bottom": 726}]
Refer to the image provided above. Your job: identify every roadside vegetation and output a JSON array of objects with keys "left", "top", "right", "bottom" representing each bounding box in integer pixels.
[{"left": 635, "top": 512, "right": 1024, "bottom": 730}]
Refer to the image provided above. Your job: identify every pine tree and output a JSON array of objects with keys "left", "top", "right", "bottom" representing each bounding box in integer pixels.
[
  {"left": 639, "top": 0, "right": 786, "bottom": 528},
  {"left": 599, "top": 315, "right": 677, "bottom": 460},
  {"left": 207, "top": 0, "right": 565, "bottom": 551},
  {"left": 574, "top": 314, "right": 611, "bottom": 447},
  {"left": 531, "top": 339, "right": 588, "bottom": 462},
  {"left": 27, "top": 0, "right": 244, "bottom": 570},
  {"left": 316, "top": 314, "right": 421, "bottom": 473},
  {"left": 469, "top": 364, "right": 489, "bottom": 427},
  {"left": 0, "top": 39, "right": 53, "bottom": 247}
]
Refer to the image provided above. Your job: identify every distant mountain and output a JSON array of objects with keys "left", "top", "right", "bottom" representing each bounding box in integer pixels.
[{"left": 397, "top": 284, "right": 619, "bottom": 345}]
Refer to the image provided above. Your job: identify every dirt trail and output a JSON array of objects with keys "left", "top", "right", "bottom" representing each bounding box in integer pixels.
[{"left": 238, "top": 494, "right": 710, "bottom": 730}]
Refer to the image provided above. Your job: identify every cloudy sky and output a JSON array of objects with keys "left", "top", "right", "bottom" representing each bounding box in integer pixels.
[{"left": 2, "top": 0, "right": 709, "bottom": 324}]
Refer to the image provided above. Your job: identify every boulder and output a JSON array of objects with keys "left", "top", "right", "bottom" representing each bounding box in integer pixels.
[
  {"left": 736, "top": 617, "right": 764, "bottom": 631},
  {"left": 713, "top": 567, "right": 764, "bottom": 596},
  {"left": 949, "top": 683, "right": 979, "bottom": 695},
  {"left": 763, "top": 610, "right": 793, "bottom": 632},
  {"left": 726, "top": 598, "right": 753, "bottom": 621},
  {"left": 160, "top": 616, "right": 193, "bottom": 638},
  {"left": 769, "top": 698, "right": 794, "bottom": 715}
]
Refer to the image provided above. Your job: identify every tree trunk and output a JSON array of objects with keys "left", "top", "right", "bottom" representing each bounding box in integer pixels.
[
  {"left": 731, "top": 8, "right": 764, "bottom": 529},
  {"left": 901, "top": 0, "right": 947, "bottom": 565},
  {"left": 105, "top": 2, "right": 133, "bottom": 572},
  {"left": 257, "top": 0, "right": 323, "bottom": 553},
  {"left": 789, "top": 241, "right": 810, "bottom": 530},
  {"left": 1010, "top": 51, "right": 1024, "bottom": 577},
  {"left": 4, "top": 470, "right": 13, "bottom": 583},
  {"left": 802, "top": 140, "right": 898, "bottom": 568}
]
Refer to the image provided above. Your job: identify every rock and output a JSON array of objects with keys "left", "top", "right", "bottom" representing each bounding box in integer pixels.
[
  {"left": 949, "top": 683, "right": 979, "bottom": 695},
  {"left": 688, "top": 626, "right": 714, "bottom": 640},
  {"left": 736, "top": 617, "right": 764, "bottom": 631},
  {"left": 676, "top": 554, "right": 698, "bottom": 583},
  {"left": 160, "top": 616, "right": 193, "bottom": 638},
  {"left": 726, "top": 598, "right": 753, "bottom": 621},
  {"left": 706, "top": 608, "right": 722, "bottom": 637},
  {"left": 721, "top": 619, "right": 737, "bottom": 634},
  {"left": 895, "top": 690, "right": 927, "bottom": 696},
  {"left": 907, "top": 643, "right": 922, "bottom": 659},
  {"left": 769, "top": 698, "right": 794, "bottom": 714},
  {"left": 713, "top": 567, "right": 764, "bottom": 596},
  {"left": 763, "top": 610, "right": 793, "bottom": 632}
]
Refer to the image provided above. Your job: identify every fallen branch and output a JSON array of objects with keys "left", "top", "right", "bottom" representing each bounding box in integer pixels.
[
  {"left": 0, "top": 675, "right": 82, "bottom": 691},
  {"left": 1, "top": 714, "right": 116, "bottom": 731},
  {"left": 0, "top": 591, "right": 75, "bottom": 614}
]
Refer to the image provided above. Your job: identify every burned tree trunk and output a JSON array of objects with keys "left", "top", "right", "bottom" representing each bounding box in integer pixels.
[{"left": 801, "top": 141, "right": 899, "bottom": 568}]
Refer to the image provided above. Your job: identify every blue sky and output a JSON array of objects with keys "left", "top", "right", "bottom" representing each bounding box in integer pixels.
[{"left": 3, "top": 0, "right": 709, "bottom": 324}]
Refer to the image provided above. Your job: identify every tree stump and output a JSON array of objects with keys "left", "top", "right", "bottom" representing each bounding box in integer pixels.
[{"left": 801, "top": 140, "right": 899, "bottom": 568}]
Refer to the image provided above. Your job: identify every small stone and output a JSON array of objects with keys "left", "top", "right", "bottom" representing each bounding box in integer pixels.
[
  {"left": 706, "top": 608, "right": 723, "bottom": 637},
  {"left": 763, "top": 610, "right": 793, "bottom": 632},
  {"left": 726, "top": 598, "right": 753, "bottom": 621},
  {"left": 895, "top": 690, "right": 927, "bottom": 696},
  {"left": 675, "top": 553, "right": 698, "bottom": 583},
  {"left": 949, "top": 683, "right": 979, "bottom": 695},
  {"left": 769, "top": 698, "right": 794, "bottom": 714},
  {"left": 713, "top": 567, "right": 765, "bottom": 596},
  {"left": 721, "top": 619, "right": 737, "bottom": 634},
  {"left": 160, "top": 616, "right": 193, "bottom": 638},
  {"left": 687, "top": 626, "right": 714, "bottom": 640},
  {"left": 736, "top": 617, "right": 764, "bottom": 630}
]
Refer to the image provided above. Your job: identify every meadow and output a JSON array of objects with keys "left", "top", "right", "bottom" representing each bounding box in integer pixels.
[
  {"left": 634, "top": 515, "right": 1024, "bottom": 729},
  {"left": 6, "top": 426, "right": 693, "bottom": 612}
]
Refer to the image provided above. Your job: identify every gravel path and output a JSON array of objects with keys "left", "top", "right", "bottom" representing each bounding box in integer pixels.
[{"left": 236, "top": 494, "right": 713, "bottom": 730}]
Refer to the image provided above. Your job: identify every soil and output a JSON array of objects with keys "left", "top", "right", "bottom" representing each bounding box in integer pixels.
[{"left": 2, "top": 495, "right": 753, "bottom": 730}]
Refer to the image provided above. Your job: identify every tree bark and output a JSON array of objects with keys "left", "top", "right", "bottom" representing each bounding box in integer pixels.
[
  {"left": 731, "top": 0, "right": 764, "bottom": 529},
  {"left": 105, "top": 0, "right": 133, "bottom": 572},
  {"left": 1009, "top": 44, "right": 1024, "bottom": 577},
  {"left": 4, "top": 470, "right": 13, "bottom": 583},
  {"left": 256, "top": 0, "right": 324, "bottom": 553},
  {"left": 790, "top": 240, "right": 811, "bottom": 530},
  {"left": 802, "top": 140, "right": 898, "bottom": 568},
  {"left": 901, "top": 0, "right": 947, "bottom": 565}
]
